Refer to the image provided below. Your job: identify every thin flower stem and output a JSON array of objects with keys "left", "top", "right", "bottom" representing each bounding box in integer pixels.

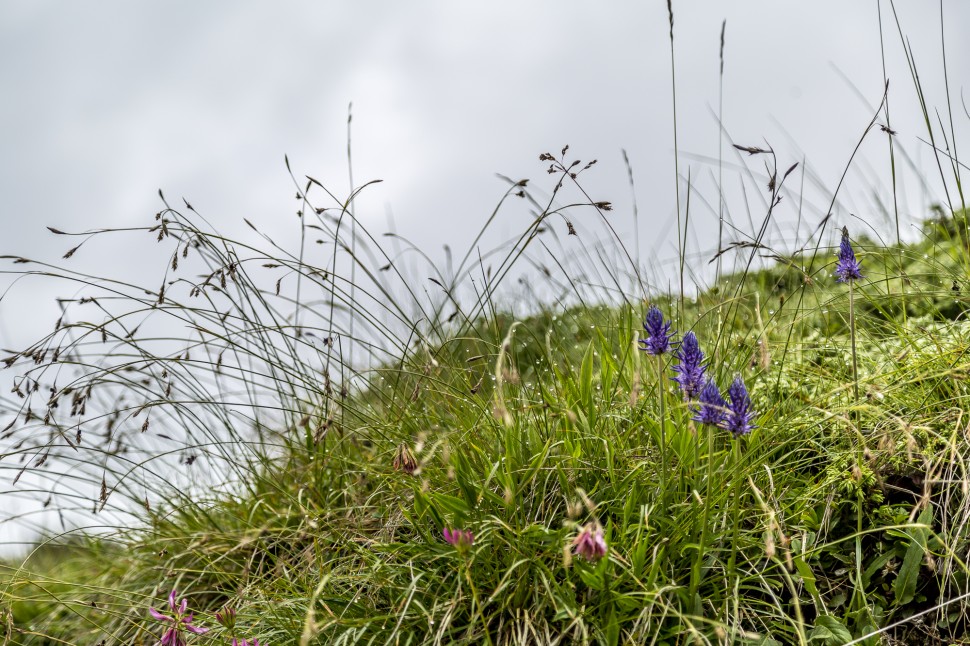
[
  {"left": 689, "top": 424, "right": 715, "bottom": 602},
  {"left": 727, "top": 440, "right": 742, "bottom": 584},
  {"left": 691, "top": 414, "right": 699, "bottom": 494},
  {"left": 657, "top": 355, "right": 668, "bottom": 498},
  {"left": 849, "top": 281, "right": 859, "bottom": 404},
  {"left": 465, "top": 563, "right": 494, "bottom": 646},
  {"left": 853, "top": 489, "right": 866, "bottom": 615}
]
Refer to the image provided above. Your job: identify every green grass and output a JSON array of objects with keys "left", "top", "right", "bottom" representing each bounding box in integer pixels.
[
  {"left": 4, "top": 205, "right": 970, "bottom": 644},
  {"left": 3, "top": 6, "right": 970, "bottom": 640}
]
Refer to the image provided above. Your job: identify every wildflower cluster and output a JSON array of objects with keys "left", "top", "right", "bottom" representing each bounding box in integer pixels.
[
  {"left": 149, "top": 593, "right": 261, "bottom": 645},
  {"left": 639, "top": 307, "right": 757, "bottom": 437},
  {"left": 444, "top": 522, "right": 609, "bottom": 566},
  {"left": 131, "top": 237, "right": 872, "bottom": 639},
  {"left": 149, "top": 590, "right": 208, "bottom": 646}
]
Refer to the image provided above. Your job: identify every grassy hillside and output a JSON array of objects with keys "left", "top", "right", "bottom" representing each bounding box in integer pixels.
[{"left": 4, "top": 201, "right": 970, "bottom": 645}]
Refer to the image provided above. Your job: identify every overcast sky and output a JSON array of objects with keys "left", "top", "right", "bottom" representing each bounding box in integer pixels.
[
  {"left": 2, "top": 2, "right": 969, "bottom": 334},
  {"left": 1, "top": 1, "right": 969, "bottom": 549}
]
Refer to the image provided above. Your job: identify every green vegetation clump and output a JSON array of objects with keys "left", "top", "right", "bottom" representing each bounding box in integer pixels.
[{"left": 3, "top": 191, "right": 970, "bottom": 644}]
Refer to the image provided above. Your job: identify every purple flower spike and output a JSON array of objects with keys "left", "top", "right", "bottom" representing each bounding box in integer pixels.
[
  {"left": 672, "top": 331, "right": 706, "bottom": 399},
  {"left": 725, "top": 376, "right": 757, "bottom": 438},
  {"left": 692, "top": 379, "right": 726, "bottom": 427},
  {"left": 639, "top": 305, "right": 674, "bottom": 356},
  {"left": 443, "top": 527, "right": 474, "bottom": 551},
  {"left": 835, "top": 229, "right": 863, "bottom": 283},
  {"left": 149, "top": 589, "right": 208, "bottom": 646},
  {"left": 232, "top": 640, "right": 260, "bottom": 646},
  {"left": 572, "top": 522, "right": 608, "bottom": 562}
]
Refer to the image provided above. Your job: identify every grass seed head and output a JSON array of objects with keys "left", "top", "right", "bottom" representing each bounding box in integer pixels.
[{"left": 392, "top": 443, "right": 419, "bottom": 475}]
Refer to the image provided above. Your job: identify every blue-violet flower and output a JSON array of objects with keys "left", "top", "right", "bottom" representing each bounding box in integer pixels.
[
  {"left": 692, "top": 379, "right": 727, "bottom": 427},
  {"left": 835, "top": 229, "right": 863, "bottom": 283},
  {"left": 672, "top": 331, "right": 706, "bottom": 399},
  {"left": 725, "top": 376, "right": 757, "bottom": 438},
  {"left": 639, "top": 305, "right": 674, "bottom": 355}
]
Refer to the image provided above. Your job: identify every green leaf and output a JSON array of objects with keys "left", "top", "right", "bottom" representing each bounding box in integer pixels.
[
  {"left": 793, "top": 555, "right": 824, "bottom": 611},
  {"left": 809, "top": 615, "right": 852, "bottom": 644},
  {"left": 596, "top": 328, "right": 616, "bottom": 393},
  {"left": 577, "top": 564, "right": 605, "bottom": 590},
  {"left": 894, "top": 504, "right": 933, "bottom": 606},
  {"left": 861, "top": 549, "right": 895, "bottom": 587},
  {"left": 745, "top": 637, "right": 783, "bottom": 646},
  {"left": 579, "top": 341, "right": 595, "bottom": 416},
  {"left": 631, "top": 534, "right": 648, "bottom": 577},
  {"left": 604, "top": 607, "right": 619, "bottom": 646}
]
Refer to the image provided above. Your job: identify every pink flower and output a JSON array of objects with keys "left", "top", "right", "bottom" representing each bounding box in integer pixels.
[
  {"left": 216, "top": 604, "right": 261, "bottom": 645},
  {"left": 572, "top": 523, "right": 607, "bottom": 562},
  {"left": 442, "top": 527, "right": 474, "bottom": 551},
  {"left": 214, "top": 606, "right": 236, "bottom": 628},
  {"left": 149, "top": 589, "right": 208, "bottom": 645}
]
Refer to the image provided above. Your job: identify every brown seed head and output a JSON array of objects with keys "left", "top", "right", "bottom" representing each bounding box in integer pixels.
[{"left": 393, "top": 443, "right": 419, "bottom": 475}]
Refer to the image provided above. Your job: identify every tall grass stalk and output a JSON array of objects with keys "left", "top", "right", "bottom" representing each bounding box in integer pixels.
[
  {"left": 716, "top": 19, "right": 726, "bottom": 285},
  {"left": 665, "top": 0, "right": 684, "bottom": 320},
  {"left": 876, "top": 0, "right": 906, "bottom": 318}
]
